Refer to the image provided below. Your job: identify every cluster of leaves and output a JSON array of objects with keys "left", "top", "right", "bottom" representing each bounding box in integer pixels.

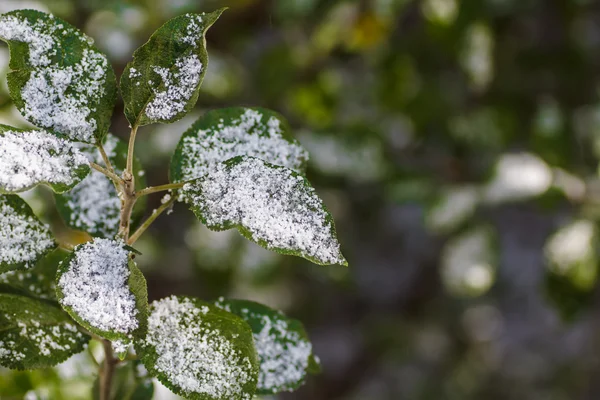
[{"left": 0, "top": 8, "right": 345, "bottom": 400}]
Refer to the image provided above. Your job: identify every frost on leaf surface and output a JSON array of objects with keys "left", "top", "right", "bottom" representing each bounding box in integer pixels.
[
  {"left": 56, "top": 238, "right": 148, "bottom": 341},
  {"left": 0, "top": 125, "right": 90, "bottom": 193},
  {"left": 0, "top": 248, "right": 68, "bottom": 301},
  {"left": 0, "top": 293, "right": 89, "bottom": 370},
  {"left": 0, "top": 10, "right": 117, "bottom": 143},
  {"left": 0, "top": 195, "right": 55, "bottom": 273},
  {"left": 179, "top": 156, "right": 347, "bottom": 266},
  {"left": 55, "top": 134, "right": 147, "bottom": 237},
  {"left": 170, "top": 107, "right": 308, "bottom": 183},
  {"left": 121, "top": 9, "right": 225, "bottom": 126},
  {"left": 137, "top": 295, "right": 258, "bottom": 400},
  {"left": 215, "top": 299, "right": 319, "bottom": 394}
]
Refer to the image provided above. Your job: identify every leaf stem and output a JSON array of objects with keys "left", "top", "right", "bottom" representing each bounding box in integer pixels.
[
  {"left": 97, "top": 142, "right": 115, "bottom": 173},
  {"left": 100, "top": 340, "right": 117, "bottom": 400},
  {"left": 126, "top": 125, "right": 138, "bottom": 175},
  {"left": 90, "top": 162, "right": 124, "bottom": 185},
  {"left": 135, "top": 182, "right": 185, "bottom": 198},
  {"left": 128, "top": 195, "right": 176, "bottom": 245}
]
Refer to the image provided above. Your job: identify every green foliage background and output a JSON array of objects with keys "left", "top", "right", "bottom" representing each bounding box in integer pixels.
[{"left": 3, "top": 0, "right": 600, "bottom": 399}]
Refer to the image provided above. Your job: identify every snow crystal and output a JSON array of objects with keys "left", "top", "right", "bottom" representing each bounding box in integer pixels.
[
  {"left": 0, "top": 128, "right": 89, "bottom": 192},
  {"left": 180, "top": 157, "right": 345, "bottom": 265},
  {"left": 0, "top": 13, "right": 110, "bottom": 142},
  {"left": 216, "top": 302, "right": 312, "bottom": 392},
  {"left": 143, "top": 296, "right": 255, "bottom": 399},
  {"left": 62, "top": 135, "right": 121, "bottom": 236},
  {"left": 57, "top": 238, "right": 138, "bottom": 334},
  {"left": 180, "top": 14, "right": 204, "bottom": 47},
  {"left": 144, "top": 54, "right": 203, "bottom": 121},
  {"left": 177, "top": 108, "right": 308, "bottom": 182},
  {"left": 0, "top": 196, "right": 54, "bottom": 267}
]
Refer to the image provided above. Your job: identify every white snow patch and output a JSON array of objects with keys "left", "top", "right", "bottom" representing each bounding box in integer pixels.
[
  {"left": 143, "top": 296, "right": 255, "bottom": 399},
  {"left": 57, "top": 238, "right": 138, "bottom": 334},
  {"left": 178, "top": 108, "right": 308, "bottom": 181},
  {"left": 0, "top": 196, "right": 54, "bottom": 267},
  {"left": 180, "top": 156, "right": 345, "bottom": 265},
  {"left": 0, "top": 128, "right": 89, "bottom": 192}
]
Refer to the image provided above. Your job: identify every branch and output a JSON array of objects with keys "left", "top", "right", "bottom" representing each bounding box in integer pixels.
[
  {"left": 97, "top": 141, "right": 115, "bottom": 173},
  {"left": 128, "top": 195, "right": 176, "bottom": 245},
  {"left": 90, "top": 162, "right": 124, "bottom": 185},
  {"left": 126, "top": 125, "right": 138, "bottom": 177},
  {"left": 100, "top": 340, "right": 117, "bottom": 400},
  {"left": 135, "top": 182, "right": 184, "bottom": 198},
  {"left": 118, "top": 126, "right": 139, "bottom": 240}
]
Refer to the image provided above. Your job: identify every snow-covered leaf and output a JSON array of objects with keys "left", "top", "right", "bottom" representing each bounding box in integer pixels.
[
  {"left": 179, "top": 156, "right": 346, "bottom": 266},
  {"left": 0, "top": 125, "right": 90, "bottom": 193},
  {"left": 170, "top": 107, "right": 308, "bottom": 183},
  {"left": 54, "top": 134, "right": 147, "bottom": 238},
  {"left": 215, "top": 298, "right": 319, "bottom": 394},
  {"left": 56, "top": 238, "right": 148, "bottom": 342},
  {"left": 0, "top": 293, "right": 89, "bottom": 370},
  {"left": 0, "top": 248, "right": 68, "bottom": 301},
  {"left": 0, "top": 10, "right": 117, "bottom": 143},
  {"left": 121, "top": 9, "right": 225, "bottom": 127},
  {"left": 136, "top": 295, "right": 258, "bottom": 400},
  {"left": 0, "top": 194, "right": 56, "bottom": 273}
]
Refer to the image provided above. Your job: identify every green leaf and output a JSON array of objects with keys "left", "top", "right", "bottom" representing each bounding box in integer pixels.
[
  {"left": 0, "top": 194, "right": 56, "bottom": 273},
  {"left": 136, "top": 295, "right": 259, "bottom": 400},
  {"left": 0, "top": 293, "right": 89, "bottom": 370},
  {"left": 0, "top": 248, "right": 69, "bottom": 301},
  {"left": 0, "top": 125, "right": 90, "bottom": 194},
  {"left": 179, "top": 156, "right": 347, "bottom": 266},
  {"left": 56, "top": 238, "right": 148, "bottom": 343},
  {"left": 121, "top": 9, "right": 225, "bottom": 127},
  {"left": 170, "top": 107, "right": 308, "bottom": 183},
  {"left": 215, "top": 298, "right": 319, "bottom": 394},
  {"left": 0, "top": 10, "right": 117, "bottom": 143},
  {"left": 54, "top": 134, "right": 147, "bottom": 238}
]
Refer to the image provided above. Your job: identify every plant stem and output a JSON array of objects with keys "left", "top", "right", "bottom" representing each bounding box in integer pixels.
[
  {"left": 128, "top": 195, "right": 176, "bottom": 245},
  {"left": 97, "top": 142, "right": 115, "bottom": 173},
  {"left": 135, "top": 182, "right": 184, "bottom": 198},
  {"left": 90, "top": 162, "right": 124, "bottom": 185},
  {"left": 118, "top": 126, "right": 139, "bottom": 241},
  {"left": 100, "top": 340, "right": 117, "bottom": 400}
]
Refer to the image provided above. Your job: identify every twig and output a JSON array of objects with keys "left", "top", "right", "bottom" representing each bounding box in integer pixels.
[
  {"left": 135, "top": 182, "right": 184, "bottom": 198},
  {"left": 127, "top": 195, "right": 176, "bottom": 245},
  {"left": 118, "top": 126, "right": 139, "bottom": 241},
  {"left": 100, "top": 340, "right": 117, "bottom": 400},
  {"left": 90, "top": 162, "right": 124, "bottom": 185},
  {"left": 97, "top": 141, "right": 115, "bottom": 173}
]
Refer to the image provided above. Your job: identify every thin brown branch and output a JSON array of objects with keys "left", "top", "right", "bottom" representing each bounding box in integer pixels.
[
  {"left": 127, "top": 195, "right": 176, "bottom": 245},
  {"left": 90, "top": 162, "right": 124, "bottom": 185},
  {"left": 135, "top": 182, "right": 184, "bottom": 198}
]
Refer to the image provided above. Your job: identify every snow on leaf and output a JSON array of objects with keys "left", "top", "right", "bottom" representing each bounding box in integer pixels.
[
  {"left": 54, "top": 134, "right": 147, "bottom": 238},
  {"left": 56, "top": 238, "right": 148, "bottom": 342},
  {"left": 179, "top": 156, "right": 346, "bottom": 266},
  {"left": 0, "top": 125, "right": 90, "bottom": 194},
  {"left": 121, "top": 9, "right": 225, "bottom": 126},
  {"left": 0, "top": 293, "right": 89, "bottom": 370},
  {"left": 215, "top": 298, "right": 318, "bottom": 394},
  {"left": 0, "top": 195, "right": 56, "bottom": 273},
  {"left": 170, "top": 107, "right": 308, "bottom": 183},
  {"left": 136, "top": 295, "right": 258, "bottom": 400},
  {"left": 0, "top": 10, "right": 117, "bottom": 143}
]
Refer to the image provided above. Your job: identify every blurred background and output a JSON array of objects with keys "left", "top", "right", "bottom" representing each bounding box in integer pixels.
[{"left": 3, "top": 0, "right": 600, "bottom": 399}]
